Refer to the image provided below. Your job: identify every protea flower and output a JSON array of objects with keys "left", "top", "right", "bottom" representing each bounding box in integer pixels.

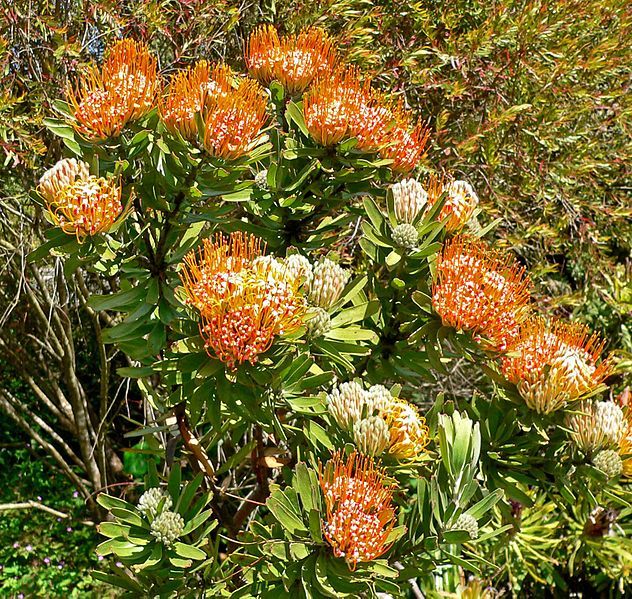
[
  {"left": 44, "top": 175, "right": 124, "bottom": 242},
  {"left": 391, "top": 178, "right": 428, "bottom": 224},
  {"left": 308, "top": 258, "right": 350, "bottom": 309},
  {"left": 180, "top": 232, "right": 305, "bottom": 369},
  {"left": 203, "top": 78, "right": 268, "bottom": 160},
  {"left": 381, "top": 397, "right": 430, "bottom": 460},
  {"left": 425, "top": 176, "right": 479, "bottom": 232},
  {"left": 565, "top": 400, "right": 624, "bottom": 453},
  {"left": 160, "top": 62, "right": 233, "bottom": 140},
  {"left": 38, "top": 158, "right": 90, "bottom": 204},
  {"left": 303, "top": 68, "right": 365, "bottom": 146},
  {"left": 319, "top": 451, "right": 397, "bottom": 569},
  {"left": 67, "top": 39, "right": 159, "bottom": 140},
  {"left": 379, "top": 105, "right": 430, "bottom": 173},
  {"left": 347, "top": 89, "right": 395, "bottom": 153},
  {"left": 432, "top": 236, "right": 531, "bottom": 351},
  {"left": 501, "top": 318, "right": 612, "bottom": 414},
  {"left": 246, "top": 26, "right": 336, "bottom": 94}
]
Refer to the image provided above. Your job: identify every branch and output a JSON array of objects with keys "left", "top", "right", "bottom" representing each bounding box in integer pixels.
[{"left": 0, "top": 501, "right": 70, "bottom": 519}]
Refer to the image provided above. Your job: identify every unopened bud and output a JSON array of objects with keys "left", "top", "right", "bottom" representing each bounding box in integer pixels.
[
  {"left": 137, "top": 487, "right": 172, "bottom": 517},
  {"left": 150, "top": 510, "right": 185, "bottom": 546},
  {"left": 309, "top": 259, "right": 350, "bottom": 309},
  {"left": 306, "top": 307, "right": 331, "bottom": 338},
  {"left": 353, "top": 416, "right": 390, "bottom": 456},
  {"left": 453, "top": 513, "right": 479, "bottom": 539},
  {"left": 392, "top": 223, "right": 418, "bottom": 249},
  {"left": 593, "top": 449, "right": 623, "bottom": 479},
  {"left": 391, "top": 178, "right": 428, "bottom": 224},
  {"left": 38, "top": 158, "right": 90, "bottom": 203}
]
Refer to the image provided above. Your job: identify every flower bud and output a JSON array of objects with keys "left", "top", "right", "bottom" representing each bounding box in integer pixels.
[
  {"left": 366, "top": 385, "right": 392, "bottom": 413},
  {"left": 453, "top": 513, "right": 479, "bottom": 539},
  {"left": 382, "top": 398, "right": 430, "bottom": 460},
  {"left": 327, "top": 381, "right": 367, "bottom": 431},
  {"left": 254, "top": 169, "right": 269, "bottom": 190},
  {"left": 442, "top": 179, "right": 479, "bottom": 231},
  {"left": 391, "top": 178, "right": 428, "bottom": 224},
  {"left": 309, "top": 258, "right": 350, "bottom": 309},
  {"left": 150, "top": 510, "right": 185, "bottom": 546},
  {"left": 285, "top": 254, "right": 313, "bottom": 291},
  {"left": 306, "top": 307, "right": 331, "bottom": 338},
  {"left": 392, "top": 223, "right": 418, "bottom": 249},
  {"left": 566, "top": 400, "right": 625, "bottom": 453},
  {"left": 38, "top": 158, "right": 90, "bottom": 203},
  {"left": 138, "top": 487, "right": 172, "bottom": 517},
  {"left": 593, "top": 449, "right": 623, "bottom": 479},
  {"left": 353, "top": 416, "right": 390, "bottom": 456}
]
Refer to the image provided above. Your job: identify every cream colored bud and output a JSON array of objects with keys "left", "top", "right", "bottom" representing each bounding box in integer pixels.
[
  {"left": 309, "top": 258, "right": 350, "bottom": 309},
  {"left": 137, "top": 487, "right": 172, "bottom": 517},
  {"left": 593, "top": 449, "right": 623, "bottom": 479},
  {"left": 150, "top": 509, "right": 185, "bottom": 546},
  {"left": 392, "top": 223, "right": 418, "bottom": 249},
  {"left": 391, "top": 178, "right": 428, "bottom": 224},
  {"left": 38, "top": 158, "right": 90, "bottom": 203},
  {"left": 285, "top": 254, "right": 313, "bottom": 290},
  {"left": 327, "top": 381, "right": 367, "bottom": 431},
  {"left": 353, "top": 416, "right": 390, "bottom": 456},
  {"left": 566, "top": 400, "right": 624, "bottom": 453},
  {"left": 306, "top": 307, "right": 331, "bottom": 338}
]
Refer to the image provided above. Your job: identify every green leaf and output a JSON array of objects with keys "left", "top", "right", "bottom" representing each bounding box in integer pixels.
[
  {"left": 181, "top": 508, "right": 214, "bottom": 535},
  {"left": 91, "top": 571, "right": 143, "bottom": 593},
  {"left": 267, "top": 491, "right": 308, "bottom": 536},
  {"left": 286, "top": 101, "right": 310, "bottom": 137},
  {"left": 97, "top": 493, "right": 137, "bottom": 512},
  {"left": 363, "top": 196, "right": 386, "bottom": 231},
  {"left": 173, "top": 542, "right": 207, "bottom": 560},
  {"left": 88, "top": 286, "right": 147, "bottom": 312}
]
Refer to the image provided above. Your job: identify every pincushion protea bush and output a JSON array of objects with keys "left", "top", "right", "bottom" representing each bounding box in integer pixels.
[{"left": 30, "top": 25, "right": 631, "bottom": 597}]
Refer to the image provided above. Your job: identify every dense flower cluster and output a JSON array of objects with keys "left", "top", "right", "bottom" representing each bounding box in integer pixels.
[
  {"left": 203, "top": 78, "right": 268, "bottom": 160},
  {"left": 502, "top": 318, "right": 612, "bottom": 414},
  {"left": 432, "top": 235, "right": 531, "bottom": 351},
  {"left": 391, "top": 178, "right": 428, "bottom": 224},
  {"left": 160, "top": 62, "right": 234, "bottom": 140},
  {"left": 150, "top": 510, "right": 185, "bottom": 546},
  {"left": 138, "top": 487, "right": 173, "bottom": 517},
  {"left": 326, "top": 382, "right": 429, "bottom": 460},
  {"left": 68, "top": 40, "right": 159, "bottom": 140},
  {"left": 308, "top": 258, "right": 350, "bottom": 309},
  {"left": 319, "top": 451, "right": 397, "bottom": 569},
  {"left": 38, "top": 159, "right": 124, "bottom": 243},
  {"left": 246, "top": 26, "right": 336, "bottom": 94},
  {"left": 426, "top": 178, "right": 479, "bottom": 232},
  {"left": 180, "top": 232, "right": 305, "bottom": 369},
  {"left": 566, "top": 400, "right": 624, "bottom": 453}
]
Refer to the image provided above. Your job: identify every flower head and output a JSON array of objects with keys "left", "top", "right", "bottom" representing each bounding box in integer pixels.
[
  {"left": 138, "top": 487, "right": 172, "bottom": 517},
  {"left": 392, "top": 223, "right": 418, "bottom": 249},
  {"left": 303, "top": 68, "right": 365, "bottom": 146},
  {"left": 246, "top": 26, "right": 337, "bottom": 94},
  {"left": 379, "top": 105, "right": 430, "bottom": 173},
  {"left": 68, "top": 39, "right": 159, "bottom": 140},
  {"left": 308, "top": 258, "right": 350, "bottom": 309},
  {"left": 381, "top": 398, "right": 430, "bottom": 460},
  {"left": 391, "top": 178, "right": 428, "bottom": 224},
  {"left": 284, "top": 254, "right": 313, "bottom": 290},
  {"left": 353, "top": 416, "right": 391, "bottom": 457},
  {"left": 327, "top": 381, "right": 373, "bottom": 432},
  {"left": 432, "top": 236, "right": 531, "bottom": 351},
  {"left": 566, "top": 400, "right": 624, "bottom": 453},
  {"left": 426, "top": 178, "right": 479, "bottom": 232},
  {"left": 306, "top": 307, "right": 331, "bottom": 338},
  {"left": 501, "top": 318, "right": 612, "bottom": 413},
  {"left": 203, "top": 78, "right": 268, "bottom": 160},
  {"left": 45, "top": 176, "right": 124, "bottom": 242},
  {"left": 319, "top": 451, "right": 397, "bottom": 569},
  {"left": 160, "top": 62, "right": 233, "bottom": 140},
  {"left": 38, "top": 158, "right": 90, "bottom": 203},
  {"left": 453, "top": 513, "right": 479, "bottom": 539},
  {"left": 245, "top": 25, "right": 281, "bottom": 84},
  {"left": 180, "top": 232, "right": 305, "bottom": 369},
  {"left": 593, "top": 449, "right": 623, "bottom": 479},
  {"left": 150, "top": 510, "right": 184, "bottom": 546},
  {"left": 347, "top": 89, "right": 395, "bottom": 153}
]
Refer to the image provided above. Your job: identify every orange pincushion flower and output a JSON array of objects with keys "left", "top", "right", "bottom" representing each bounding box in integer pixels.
[
  {"left": 67, "top": 39, "right": 159, "bottom": 140},
  {"left": 501, "top": 317, "right": 612, "bottom": 414},
  {"left": 303, "top": 68, "right": 365, "bottom": 146},
  {"left": 432, "top": 236, "right": 531, "bottom": 351},
  {"left": 203, "top": 79, "right": 268, "bottom": 160},
  {"left": 160, "top": 62, "right": 234, "bottom": 140},
  {"left": 180, "top": 232, "right": 305, "bottom": 369},
  {"left": 246, "top": 26, "right": 337, "bottom": 94},
  {"left": 381, "top": 398, "right": 430, "bottom": 460},
  {"left": 319, "top": 451, "right": 397, "bottom": 569},
  {"left": 46, "top": 176, "right": 124, "bottom": 242},
  {"left": 379, "top": 105, "right": 430, "bottom": 173},
  {"left": 348, "top": 89, "right": 395, "bottom": 153},
  {"left": 245, "top": 25, "right": 281, "bottom": 84}
]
